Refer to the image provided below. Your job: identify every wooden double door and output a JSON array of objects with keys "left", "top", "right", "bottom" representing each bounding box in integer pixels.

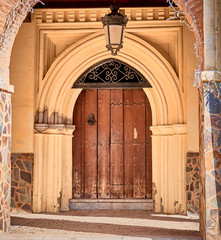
[{"left": 72, "top": 89, "right": 152, "bottom": 199}]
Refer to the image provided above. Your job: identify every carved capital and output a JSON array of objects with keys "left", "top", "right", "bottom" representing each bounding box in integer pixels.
[
  {"left": 150, "top": 124, "right": 187, "bottom": 136},
  {"left": 201, "top": 71, "right": 221, "bottom": 82},
  {"left": 34, "top": 123, "right": 75, "bottom": 135}
]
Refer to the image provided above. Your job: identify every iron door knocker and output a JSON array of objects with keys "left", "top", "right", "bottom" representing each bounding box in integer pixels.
[{"left": 87, "top": 113, "right": 95, "bottom": 126}]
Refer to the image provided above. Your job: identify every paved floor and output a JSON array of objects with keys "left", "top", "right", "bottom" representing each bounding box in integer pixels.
[{"left": 0, "top": 210, "right": 202, "bottom": 240}]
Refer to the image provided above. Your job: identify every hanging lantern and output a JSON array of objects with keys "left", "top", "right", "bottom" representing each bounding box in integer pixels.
[{"left": 101, "top": 4, "right": 128, "bottom": 56}]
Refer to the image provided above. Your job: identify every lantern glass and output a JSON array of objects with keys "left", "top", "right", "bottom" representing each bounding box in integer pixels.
[{"left": 104, "top": 25, "right": 123, "bottom": 46}]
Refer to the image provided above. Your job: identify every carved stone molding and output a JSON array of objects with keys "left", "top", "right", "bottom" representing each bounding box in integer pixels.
[
  {"left": 35, "top": 110, "right": 75, "bottom": 134},
  {"left": 34, "top": 123, "right": 75, "bottom": 134},
  {"left": 151, "top": 124, "right": 187, "bottom": 136},
  {"left": 35, "top": 110, "right": 72, "bottom": 125},
  {"left": 34, "top": 7, "right": 184, "bottom": 24}
]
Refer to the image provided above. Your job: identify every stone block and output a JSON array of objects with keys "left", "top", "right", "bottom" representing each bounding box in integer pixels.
[
  {"left": 24, "top": 161, "right": 32, "bottom": 172},
  {"left": 22, "top": 204, "right": 31, "bottom": 212},
  {"left": 13, "top": 168, "right": 19, "bottom": 182},
  {"left": 16, "top": 160, "right": 25, "bottom": 171},
  {"left": 20, "top": 194, "right": 31, "bottom": 204},
  {"left": 21, "top": 171, "right": 31, "bottom": 183}
]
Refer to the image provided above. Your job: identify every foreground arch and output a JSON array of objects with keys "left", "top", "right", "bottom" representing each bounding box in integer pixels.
[{"left": 4, "top": 1, "right": 221, "bottom": 239}]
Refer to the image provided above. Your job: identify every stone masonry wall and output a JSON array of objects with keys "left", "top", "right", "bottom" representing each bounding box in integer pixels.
[
  {"left": 173, "top": 0, "right": 203, "bottom": 60},
  {"left": 203, "top": 83, "right": 221, "bottom": 239},
  {"left": 11, "top": 153, "right": 33, "bottom": 212},
  {"left": 0, "top": 92, "right": 11, "bottom": 232},
  {"left": 186, "top": 152, "right": 200, "bottom": 214}
]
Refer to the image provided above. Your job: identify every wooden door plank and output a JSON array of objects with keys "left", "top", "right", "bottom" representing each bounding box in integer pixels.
[
  {"left": 123, "top": 90, "right": 133, "bottom": 143},
  {"left": 80, "top": 91, "right": 86, "bottom": 198},
  {"left": 110, "top": 89, "right": 124, "bottom": 199},
  {"left": 73, "top": 91, "right": 83, "bottom": 198},
  {"left": 146, "top": 97, "right": 152, "bottom": 198},
  {"left": 132, "top": 90, "right": 146, "bottom": 198},
  {"left": 133, "top": 89, "right": 146, "bottom": 104},
  {"left": 133, "top": 90, "right": 146, "bottom": 143},
  {"left": 110, "top": 89, "right": 124, "bottom": 143},
  {"left": 124, "top": 143, "right": 133, "bottom": 198},
  {"left": 111, "top": 143, "right": 124, "bottom": 198},
  {"left": 124, "top": 90, "right": 133, "bottom": 198},
  {"left": 98, "top": 90, "right": 111, "bottom": 199},
  {"left": 84, "top": 90, "right": 98, "bottom": 198},
  {"left": 133, "top": 143, "right": 146, "bottom": 198}
]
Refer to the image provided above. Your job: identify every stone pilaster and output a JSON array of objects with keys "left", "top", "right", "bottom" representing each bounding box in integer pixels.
[
  {"left": 201, "top": 0, "right": 221, "bottom": 238},
  {"left": 201, "top": 80, "right": 221, "bottom": 239},
  {"left": 33, "top": 124, "right": 75, "bottom": 212},
  {"left": 0, "top": 91, "right": 11, "bottom": 232},
  {"left": 151, "top": 124, "right": 187, "bottom": 214}
]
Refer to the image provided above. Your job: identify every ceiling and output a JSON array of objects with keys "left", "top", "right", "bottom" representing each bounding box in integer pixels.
[{"left": 34, "top": 0, "right": 171, "bottom": 9}]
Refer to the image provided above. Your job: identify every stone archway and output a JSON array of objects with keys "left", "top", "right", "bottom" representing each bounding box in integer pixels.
[
  {"left": 0, "top": 0, "right": 204, "bottom": 235},
  {"left": 33, "top": 31, "right": 186, "bottom": 213}
]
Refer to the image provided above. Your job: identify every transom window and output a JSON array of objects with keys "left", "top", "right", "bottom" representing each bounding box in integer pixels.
[{"left": 72, "top": 59, "right": 152, "bottom": 89}]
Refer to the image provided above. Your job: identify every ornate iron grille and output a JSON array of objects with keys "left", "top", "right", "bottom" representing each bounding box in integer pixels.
[{"left": 72, "top": 59, "right": 152, "bottom": 89}]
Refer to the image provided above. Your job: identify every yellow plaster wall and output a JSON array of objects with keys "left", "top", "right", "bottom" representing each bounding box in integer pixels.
[
  {"left": 183, "top": 26, "right": 199, "bottom": 153},
  {"left": 10, "top": 22, "right": 35, "bottom": 153}
]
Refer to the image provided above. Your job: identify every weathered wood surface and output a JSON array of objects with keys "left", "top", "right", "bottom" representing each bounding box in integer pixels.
[{"left": 73, "top": 89, "right": 152, "bottom": 199}]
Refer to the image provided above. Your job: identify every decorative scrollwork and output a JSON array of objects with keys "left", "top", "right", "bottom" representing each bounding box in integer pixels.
[{"left": 73, "top": 59, "right": 151, "bottom": 89}]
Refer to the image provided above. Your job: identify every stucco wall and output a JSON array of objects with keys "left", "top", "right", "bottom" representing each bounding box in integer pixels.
[
  {"left": 10, "top": 22, "right": 35, "bottom": 153},
  {"left": 184, "top": 26, "right": 199, "bottom": 153}
]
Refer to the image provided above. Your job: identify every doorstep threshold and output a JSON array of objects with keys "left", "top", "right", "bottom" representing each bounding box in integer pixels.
[
  {"left": 69, "top": 198, "right": 154, "bottom": 210},
  {"left": 69, "top": 199, "right": 153, "bottom": 203}
]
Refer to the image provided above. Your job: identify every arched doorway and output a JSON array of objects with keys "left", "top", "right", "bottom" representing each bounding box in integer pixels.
[
  {"left": 71, "top": 88, "right": 152, "bottom": 209},
  {"left": 33, "top": 31, "right": 187, "bottom": 213}
]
